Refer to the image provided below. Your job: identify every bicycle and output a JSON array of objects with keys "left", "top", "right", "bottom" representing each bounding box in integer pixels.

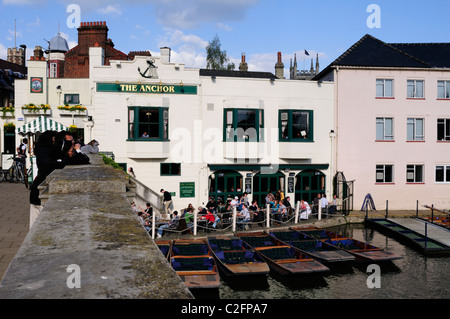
[{"left": 6, "top": 157, "right": 25, "bottom": 184}]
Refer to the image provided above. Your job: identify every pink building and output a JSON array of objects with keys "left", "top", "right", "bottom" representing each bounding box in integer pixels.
[{"left": 315, "top": 34, "right": 450, "bottom": 211}]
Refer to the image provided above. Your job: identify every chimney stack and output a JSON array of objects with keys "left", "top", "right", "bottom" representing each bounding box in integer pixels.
[
  {"left": 239, "top": 52, "right": 248, "bottom": 71},
  {"left": 33, "top": 46, "right": 44, "bottom": 59},
  {"left": 160, "top": 47, "right": 171, "bottom": 63},
  {"left": 275, "top": 51, "right": 284, "bottom": 79}
]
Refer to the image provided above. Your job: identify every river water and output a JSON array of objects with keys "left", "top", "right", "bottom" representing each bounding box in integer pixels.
[{"left": 192, "top": 223, "right": 450, "bottom": 300}]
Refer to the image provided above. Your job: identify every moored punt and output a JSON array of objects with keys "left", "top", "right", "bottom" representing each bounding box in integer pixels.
[
  {"left": 207, "top": 236, "right": 270, "bottom": 276},
  {"left": 155, "top": 240, "right": 171, "bottom": 260},
  {"left": 366, "top": 218, "right": 450, "bottom": 255},
  {"left": 268, "top": 230, "right": 356, "bottom": 264},
  {"left": 291, "top": 227, "right": 402, "bottom": 262},
  {"left": 236, "top": 232, "right": 329, "bottom": 275},
  {"left": 170, "top": 239, "right": 221, "bottom": 289},
  {"left": 420, "top": 216, "right": 450, "bottom": 230}
]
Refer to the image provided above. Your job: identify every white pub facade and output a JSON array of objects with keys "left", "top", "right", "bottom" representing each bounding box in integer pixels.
[{"left": 10, "top": 43, "right": 335, "bottom": 210}]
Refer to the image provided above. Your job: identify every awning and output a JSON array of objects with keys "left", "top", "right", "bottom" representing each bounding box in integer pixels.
[{"left": 16, "top": 116, "right": 68, "bottom": 135}]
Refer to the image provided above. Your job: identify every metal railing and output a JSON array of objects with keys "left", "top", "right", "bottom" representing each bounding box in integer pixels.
[{"left": 147, "top": 201, "right": 346, "bottom": 239}]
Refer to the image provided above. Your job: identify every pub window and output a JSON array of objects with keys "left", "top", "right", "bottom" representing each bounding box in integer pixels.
[
  {"left": 437, "top": 118, "right": 450, "bottom": 141},
  {"left": 64, "top": 94, "right": 80, "bottom": 105},
  {"left": 435, "top": 165, "right": 450, "bottom": 183},
  {"left": 376, "top": 79, "right": 394, "bottom": 98},
  {"left": 437, "top": 81, "right": 450, "bottom": 99},
  {"left": 224, "top": 108, "right": 264, "bottom": 142},
  {"left": 161, "top": 163, "right": 181, "bottom": 176},
  {"left": 128, "top": 106, "right": 169, "bottom": 140},
  {"left": 279, "top": 110, "right": 314, "bottom": 142},
  {"left": 407, "top": 80, "right": 424, "bottom": 98},
  {"left": 49, "top": 63, "right": 57, "bottom": 78},
  {"left": 376, "top": 117, "right": 394, "bottom": 141},
  {"left": 407, "top": 118, "right": 424, "bottom": 141},
  {"left": 406, "top": 165, "right": 424, "bottom": 183},
  {"left": 376, "top": 164, "right": 394, "bottom": 183}
]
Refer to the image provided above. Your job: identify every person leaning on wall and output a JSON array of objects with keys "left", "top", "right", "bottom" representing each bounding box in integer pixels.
[{"left": 80, "top": 139, "right": 99, "bottom": 154}]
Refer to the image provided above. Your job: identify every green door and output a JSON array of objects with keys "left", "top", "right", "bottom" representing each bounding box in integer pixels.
[
  {"left": 209, "top": 170, "right": 243, "bottom": 206},
  {"left": 295, "top": 170, "right": 325, "bottom": 203},
  {"left": 252, "top": 171, "right": 285, "bottom": 206}
]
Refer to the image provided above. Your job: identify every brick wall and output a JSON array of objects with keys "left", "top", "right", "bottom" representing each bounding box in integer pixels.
[{"left": 64, "top": 22, "right": 129, "bottom": 78}]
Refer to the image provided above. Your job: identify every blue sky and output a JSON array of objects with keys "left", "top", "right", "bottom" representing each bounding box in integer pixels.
[{"left": 1, "top": 0, "right": 449, "bottom": 77}]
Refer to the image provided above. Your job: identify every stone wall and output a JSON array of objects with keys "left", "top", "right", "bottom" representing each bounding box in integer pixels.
[{"left": 0, "top": 154, "right": 193, "bottom": 299}]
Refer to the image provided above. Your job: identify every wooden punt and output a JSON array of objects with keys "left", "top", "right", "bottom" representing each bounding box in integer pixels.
[
  {"left": 207, "top": 235, "right": 270, "bottom": 276},
  {"left": 268, "top": 229, "right": 356, "bottom": 264},
  {"left": 170, "top": 238, "right": 221, "bottom": 289},
  {"left": 420, "top": 216, "right": 450, "bottom": 230},
  {"left": 155, "top": 240, "right": 171, "bottom": 260},
  {"left": 291, "top": 227, "right": 402, "bottom": 262},
  {"left": 236, "top": 232, "right": 329, "bottom": 275},
  {"left": 366, "top": 218, "right": 450, "bottom": 255}
]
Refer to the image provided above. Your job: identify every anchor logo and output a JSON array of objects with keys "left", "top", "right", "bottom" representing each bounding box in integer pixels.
[{"left": 138, "top": 59, "right": 157, "bottom": 78}]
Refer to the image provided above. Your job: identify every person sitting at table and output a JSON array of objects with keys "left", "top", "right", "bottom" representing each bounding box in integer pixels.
[
  {"left": 271, "top": 199, "right": 281, "bottom": 221},
  {"left": 238, "top": 192, "right": 249, "bottom": 210},
  {"left": 202, "top": 208, "right": 216, "bottom": 229},
  {"left": 197, "top": 206, "right": 207, "bottom": 217},
  {"left": 279, "top": 201, "right": 287, "bottom": 220},
  {"left": 180, "top": 208, "right": 194, "bottom": 234},
  {"left": 237, "top": 204, "right": 251, "bottom": 229},
  {"left": 249, "top": 200, "right": 262, "bottom": 224},
  {"left": 299, "top": 200, "right": 311, "bottom": 220},
  {"left": 157, "top": 211, "right": 179, "bottom": 238},
  {"left": 230, "top": 196, "right": 239, "bottom": 211},
  {"left": 206, "top": 197, "right": 218, "bottom": 213},
  {"left": 282, "top": 196, "right": 292, "bottom": 215}
]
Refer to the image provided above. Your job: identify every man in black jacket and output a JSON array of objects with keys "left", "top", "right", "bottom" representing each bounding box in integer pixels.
[
  {"left": 160, "top": 188, "right": 173, "bottom": 216},
  {"left": 29, "top": 131, "right": 90, "bottom": 229}
]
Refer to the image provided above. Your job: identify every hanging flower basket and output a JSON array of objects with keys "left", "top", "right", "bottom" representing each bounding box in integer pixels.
[
  {"left": 58, "top": 104, "right": 87, "bottom": 115},
  {"left": 1, "top": 106, "right": 15, "bottom": 118},
  {"left": 22, "top": 103, "right": 51, "bottom": 115},
  {"left": 3, "top": 122, "right": 15, "bottom": 133},
  {"left": 69, "top": 125, "right": 78, "bottom": 134}
]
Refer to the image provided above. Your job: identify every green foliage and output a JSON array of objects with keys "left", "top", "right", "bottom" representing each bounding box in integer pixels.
[
  {"left": 206, "top": 35, "right": 235, "bottom": 71},
  {"left": 100, "top": 153, "right": 124, "bottom": 171}
]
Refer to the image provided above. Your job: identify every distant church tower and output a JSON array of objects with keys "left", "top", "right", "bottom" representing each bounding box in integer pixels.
[
  {"left": 7, "top": 19, "right": 26, "bottom": 66},
  {"left": 289, "top": 52, "right": 320, "bottom": 80}
]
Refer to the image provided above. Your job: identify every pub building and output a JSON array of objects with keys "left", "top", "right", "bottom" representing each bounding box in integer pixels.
[{"left": 8, "top": 21, "right": 335, "bottom": 210}]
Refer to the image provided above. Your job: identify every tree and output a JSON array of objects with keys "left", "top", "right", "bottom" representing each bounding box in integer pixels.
[{"left": 206, "top": 35, "right": 235, "bottom": 71}]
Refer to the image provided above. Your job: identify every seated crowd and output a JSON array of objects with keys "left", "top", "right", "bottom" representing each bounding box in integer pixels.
[{"left": 132, "top": 190, "right": 341, "bottom": 238}]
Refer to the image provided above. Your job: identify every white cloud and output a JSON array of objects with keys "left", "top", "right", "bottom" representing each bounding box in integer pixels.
[
  {"left": 149, "top": 0, "right": 260, "bottom": 29},
  {"left": 53, "top": 0, "right": 259, "bottom": 28},
  {"left": 59, "top": 32, "right": 77, "bottom": 49},
  {"left": 0, "top": 43, "right": 7, "bottom": 60},
  {"left": 26, "top": 17, "right": 41, "bottom": 27},
  {"left": 97, "top": 4, "right": 122, "bottom": 16},
  {"left": 2, "top": 0, "right": 36, "bottom": 4}
]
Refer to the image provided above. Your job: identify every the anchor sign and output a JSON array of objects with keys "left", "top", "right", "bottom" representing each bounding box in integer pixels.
[{"left": 138, "top": 59, "right": 157, "bottom": 78}]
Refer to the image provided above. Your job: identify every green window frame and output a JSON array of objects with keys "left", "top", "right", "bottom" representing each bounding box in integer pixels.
[
  {"left": 128, "top": 106, "right": 169, "bottom": 141},
  {"left": 223, "top": 108, "right": 264, "bottom": 142},
  {"left": 161, "top": 163, "right": 181, "bottom": 176},
  {"left": 279, "top": 109, "right": 314, "bottom": 142},
  {"left": 64, "top": 94, "right": 80, "bottom": 105}
]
